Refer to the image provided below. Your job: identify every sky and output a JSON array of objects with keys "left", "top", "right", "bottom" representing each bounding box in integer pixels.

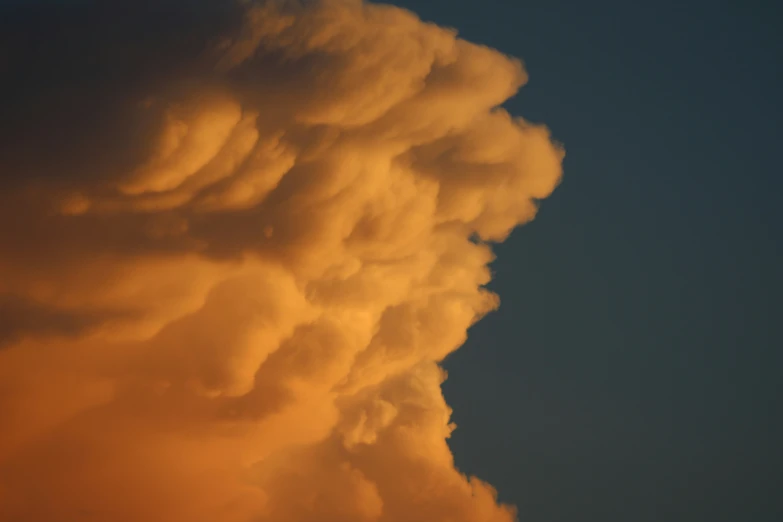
[
  {"left": 0, "top": 1, "right": 780, "bottom": 521},
  {"left": 387, "top": 1, "right": 782, "bottom": 521}
]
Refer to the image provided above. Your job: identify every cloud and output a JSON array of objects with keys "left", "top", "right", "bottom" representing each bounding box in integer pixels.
[
  {"left": 0, "top": 294, "right": 123, "bottom": 349},
  {"left": 0, "top": 1, "right": 563, "bottom": 520}
]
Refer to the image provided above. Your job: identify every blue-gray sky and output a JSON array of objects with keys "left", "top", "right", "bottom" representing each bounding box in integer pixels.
[{"left": 388, "top": 1, "right": 782, "bottom": 520}]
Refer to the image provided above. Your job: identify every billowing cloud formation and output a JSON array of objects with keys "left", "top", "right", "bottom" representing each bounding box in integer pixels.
[{"left": 0, "top": 1, "right": 563, "bottom": 520}]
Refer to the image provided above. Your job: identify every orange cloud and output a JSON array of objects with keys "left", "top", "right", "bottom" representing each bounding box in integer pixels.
[{"left": 0, "top": 1, "right": 563, "bottom": 521}]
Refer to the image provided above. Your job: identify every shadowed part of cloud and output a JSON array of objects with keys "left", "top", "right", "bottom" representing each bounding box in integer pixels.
[{"left": 0, "top": 295, "right": 112, "bottom": 349}]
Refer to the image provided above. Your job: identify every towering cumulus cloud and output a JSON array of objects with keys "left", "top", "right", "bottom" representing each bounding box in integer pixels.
[{"left": 0, "top": 1, "right": 563, "bottom": 520}]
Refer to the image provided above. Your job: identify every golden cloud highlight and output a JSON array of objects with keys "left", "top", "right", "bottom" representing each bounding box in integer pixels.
[{"left": 0, "top": 1, "right": 563, "bottom": 520}]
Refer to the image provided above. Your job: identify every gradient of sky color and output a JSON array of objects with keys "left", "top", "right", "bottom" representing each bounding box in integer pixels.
[{"left": 389, "top": 1, "right": 782, "bottom": 521}]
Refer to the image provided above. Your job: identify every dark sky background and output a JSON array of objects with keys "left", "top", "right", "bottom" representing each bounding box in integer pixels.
[{"left": 390, "top": 1, "right": 782, "bottom": 521}]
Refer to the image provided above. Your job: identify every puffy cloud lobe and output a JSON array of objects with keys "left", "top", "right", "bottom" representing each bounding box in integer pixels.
[{"left": 0, "top": 1, "right": 563, "bottom": 521}]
